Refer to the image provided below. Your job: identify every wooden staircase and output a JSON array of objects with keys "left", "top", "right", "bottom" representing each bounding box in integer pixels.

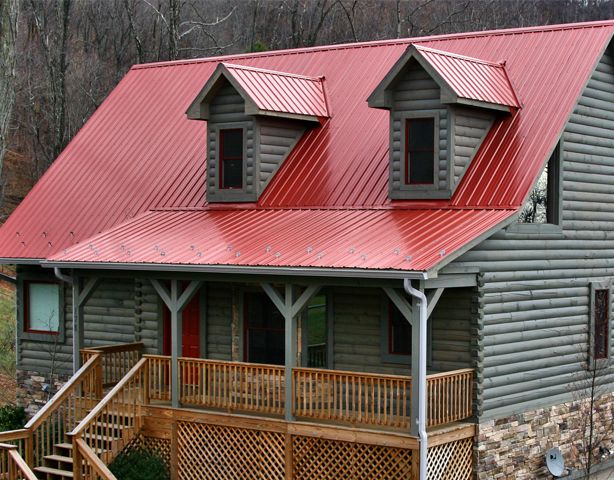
[{"left": 34, "top": 415, "right": 131, "bottom": 480}]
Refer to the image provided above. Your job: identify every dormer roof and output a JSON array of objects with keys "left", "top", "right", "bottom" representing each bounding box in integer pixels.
[
  {"left": 368, "top": 44, "right": 520, "bottom": 112},
  {"left": 187, "top": 63, "right": 329, "bottom": 123}
]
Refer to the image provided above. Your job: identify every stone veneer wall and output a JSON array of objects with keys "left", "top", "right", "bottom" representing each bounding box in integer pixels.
[
  {"left": 16, "top": 369, "right": 70, "bottom": 417},
  {"left": 477, "top": 392, "right": 614, "bottom": 479}
]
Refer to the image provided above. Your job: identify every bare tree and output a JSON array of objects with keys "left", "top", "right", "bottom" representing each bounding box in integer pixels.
[{"left": 0, "top": 0, "right": 19, "bottom": 180}]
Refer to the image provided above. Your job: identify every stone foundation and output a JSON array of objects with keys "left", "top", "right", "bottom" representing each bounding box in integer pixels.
[
  {"left": 477, "top": 393, "right": 614, "bottom": 479},
  {"left": 16, "top": 369, "right": 70, "bottom": 418}
]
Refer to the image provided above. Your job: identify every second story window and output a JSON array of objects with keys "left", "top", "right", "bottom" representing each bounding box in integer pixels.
[
  {"left": 220, "top": 128, "right": 243, "bottom": 189},
  {"left": 405, "top": 118, "right": 435, "bottom": 185}
]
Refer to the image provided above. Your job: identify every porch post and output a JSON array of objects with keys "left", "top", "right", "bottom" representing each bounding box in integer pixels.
[
  {"left": 170, "top": 281, "right": 181, "bottom": 408},
  {"left": 70, "top": 275, "right": 101, "bottom": 373},
  {"left": 150, "top": 279, "right": 201, "bottom": 408},
  {"left": 284, "top": 284, "right": 295, "bottom": 422},
  {"left": 72, "top": 275, "right": 83, "bottom": 374},
  {"left": 410, "top": 286, "right": 422, "bottom": 437},
  {"left": 261, "top": 283, "right": 320, "bottom": 422}
]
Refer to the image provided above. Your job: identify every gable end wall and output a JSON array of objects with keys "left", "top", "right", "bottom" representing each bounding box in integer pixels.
[{"left": 447, "top": 46, "right": 614, "bottom": 420}]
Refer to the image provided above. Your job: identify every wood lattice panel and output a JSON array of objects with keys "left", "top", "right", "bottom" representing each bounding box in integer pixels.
[
  {"left": 292, "top": 436, "right": 412, "bottom": 479},
  {"left": 177, "top": 421, "right": 285, "bottom": 480},
  {"left": 121, "top": 434, "right": 171, "bottom": 469},
  {"left": 427, "top": 437, "right": 473, "bottom": 480}
]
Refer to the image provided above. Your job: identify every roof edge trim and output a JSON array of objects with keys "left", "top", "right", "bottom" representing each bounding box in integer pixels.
[{"left": 41, "top": 261, "right": 429, "bottom": 280}]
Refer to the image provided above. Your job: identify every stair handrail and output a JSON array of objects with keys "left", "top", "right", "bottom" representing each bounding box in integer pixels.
[
  {"left": 26, "top": 353, "right": 102, "bottom": 431},
  {"left": 0, "top": 442, "right": 39, "bottom": 480},
  {"left": 19, "top": 353, "right": 103, "bottom": 467},
  {"left": 70, "top": 356, "right": 148, "bottom": 475},
  {"left": 73, "top": 438, "right": 118, "bottom": 480}
]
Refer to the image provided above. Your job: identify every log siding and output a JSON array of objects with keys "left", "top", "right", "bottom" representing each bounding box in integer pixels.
[
  {"left": 390, "top": 62, "right": 449, "bottom": 198},
  {"left": 448, "top": 47, "right": 614, "bottom": 419}
]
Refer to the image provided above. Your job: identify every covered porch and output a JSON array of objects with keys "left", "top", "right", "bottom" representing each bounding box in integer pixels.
[{"left": 65, "top": 271, "right": 478, "bottom": 479}]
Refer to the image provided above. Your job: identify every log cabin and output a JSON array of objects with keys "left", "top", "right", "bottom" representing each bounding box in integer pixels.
[{"left": 0, "top": 19, "right": 613, "bottom": 480}]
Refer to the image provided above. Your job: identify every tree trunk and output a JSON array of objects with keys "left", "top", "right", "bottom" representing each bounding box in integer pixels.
[{"left": 0, "top": 0, "right": 19, "bottom": 179}]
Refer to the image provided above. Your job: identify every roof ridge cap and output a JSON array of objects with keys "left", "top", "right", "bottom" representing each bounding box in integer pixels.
[
  {"left": 130, "top": 19, "right": 614, "bottom": 71},
  {"left": 222, "top": 62, "right": 324, "bottom": 81}
]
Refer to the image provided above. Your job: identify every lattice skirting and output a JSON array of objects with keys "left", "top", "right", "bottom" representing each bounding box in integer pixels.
[
  {"left": 427, "top": 437, "right": 473, "bottom": 480},
  {"left": 121, "top": 433, "right": 172, "bottom": 469},
  {"left": 174, "top": 420, "right": 472, "bottom": 479},
  {"left": 293, "top": 435, "right": 412, "bottom": 479},
  {"left": 178, "top": 421, "right": 285, "bottom": 480}
]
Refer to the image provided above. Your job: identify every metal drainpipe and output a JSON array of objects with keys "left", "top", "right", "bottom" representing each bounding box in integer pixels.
[
  {"left": 54, "top": 268, "right": 78, "bottom": 373},
  {"left": 404, "top": 277, "right": 428, "bottom": 480}
]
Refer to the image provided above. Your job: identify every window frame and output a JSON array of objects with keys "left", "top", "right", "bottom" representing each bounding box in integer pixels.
[
  {"left": 300, "top": 290, "right": 333, "bottom": 368},
  {"left": 589, "top": 281, "right": 613, "bottom": 369},
  {"left": 381, "top": 296, "right": 432, "bottom": 366},
  {"left": 19, "top": 274, "right": 65, "bottom": 343},
  {"left": 398, "top": 111, "right": 440, "bottom": 193},
  {"left": 405, "top": 117, "right": 436, "bottom": 186},
  {"left": 508, "top": 140, "right": 563, "bottom": 235},
  {"left": 219, "top": 127, "right": 245, "bottom": 190}
]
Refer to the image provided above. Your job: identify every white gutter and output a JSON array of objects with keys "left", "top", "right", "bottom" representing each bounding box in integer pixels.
[
  {"left": 404, "top": 277, "right": 428, "bottom": 480},
  {"left": 54, "top": 268, "right": 80, "bottom": 374}
]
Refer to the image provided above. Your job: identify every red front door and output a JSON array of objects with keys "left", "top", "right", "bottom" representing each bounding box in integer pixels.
[{"left": 163, "top": 291, "right": 201, "bottom": 358}]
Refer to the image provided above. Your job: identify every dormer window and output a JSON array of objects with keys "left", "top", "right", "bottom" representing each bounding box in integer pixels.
[
  {"left": 220, "top": 128, "right": 244, "bottom": 189},
  {"left": 368, "top": 44, "right": 519, "bottom": 201},
  {"left": 405, "top": 117, "right": 436, "bottom": 185},
  {"left": 186, "top": 63, "right": 330, "bottom": 203}
]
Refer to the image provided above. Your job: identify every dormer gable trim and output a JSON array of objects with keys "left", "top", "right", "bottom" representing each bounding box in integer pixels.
[
  {"left": 187, "top": 63, "right": 330, "bottom": 124},
  {"left": 368, "top": 44, "right": 521, "bottom": 113}
]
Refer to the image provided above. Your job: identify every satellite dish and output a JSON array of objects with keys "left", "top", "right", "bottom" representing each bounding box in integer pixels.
[{"left": 546, "top": 447, "right": 565, "bottom": 477}]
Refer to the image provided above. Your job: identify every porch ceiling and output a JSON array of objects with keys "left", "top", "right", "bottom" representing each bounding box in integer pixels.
[{"left": 44, "top": 207, "right": 514, "bottom": 272}]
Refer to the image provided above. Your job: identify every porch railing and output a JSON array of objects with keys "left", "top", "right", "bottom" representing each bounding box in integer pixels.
[
  {"left": 178, "top": 357, "right": 286, "bottom": 415},
  {"left": 142, "top": 355, "right": 472, "bottom": 429},
  {"left": 81, "top": 342, "right": 144, "bottom": 387},
  {"left": 0, "top": 443, "right": 38, "bottom": 480}
]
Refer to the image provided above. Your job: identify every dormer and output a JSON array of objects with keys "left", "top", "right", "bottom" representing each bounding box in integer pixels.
[
  {"left": 368, "top": 45, "right": 520, "bottom": 200},
  {"left": 187, "top": 63, "right": 329, "bottom": 202}
]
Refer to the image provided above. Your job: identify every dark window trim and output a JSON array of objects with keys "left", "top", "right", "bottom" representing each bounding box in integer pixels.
[
  {"left": 219, "top": 128, "right": 244, "bottom": 190},
  {"left": 510, "top": 139, "right": 563, "bottom": 234},
  {"left": 380, "top": 296, "right": 431, "bottom": 366},
  {"left": 589, "top": 281, "right": 613, "bottom": 369},
  {"left": 243, "top": 291, "right": 285, "bottom": 365},
  {"left": 397, "top": 110, "right": 441, "bottom": 194},
  {"left": 18, "top": 273, "right": 65, "bottom": 343},
  {"left": 404, "top": 117, "right": 436, "bottom": 186}
]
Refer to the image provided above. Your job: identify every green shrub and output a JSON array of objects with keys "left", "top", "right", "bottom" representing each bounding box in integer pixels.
[
  {"left": 0, "top": 404, "right": 26, "bottom": 431},
  {"left": 109, "top": 449, "right": 169, "bottom": 480}
]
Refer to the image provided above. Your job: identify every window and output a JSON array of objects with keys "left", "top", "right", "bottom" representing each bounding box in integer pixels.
[
  {"left": 244, "top": 292, "right": 284, "bottom": 365},
  {"left": 389, "top": 302, "right": 411, "bottom": 356},
  {"left": 304, "top": 294, "right": 328, "bottom": 368},
  {"left": 405, "top": 118, "right": 435, "bottom": 185},
  {"left": 25, "top": 281, "right": 60, "bottom": 333},
  {"left": 518, "top": 142, "right": 561, "bottom": 225},
  {"left": 219, "top": 128, "right": 243, "bottom": 189},
  {"left": 590, "top": 282, "right": 612, "bottom": 367}
]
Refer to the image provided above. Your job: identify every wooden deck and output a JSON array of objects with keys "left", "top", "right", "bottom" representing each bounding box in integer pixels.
[{"left": 2, "top": 343, "right": 476, "bottom": 479}]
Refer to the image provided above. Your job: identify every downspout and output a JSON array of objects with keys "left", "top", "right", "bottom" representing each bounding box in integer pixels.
[
  {"left": 404, "top": 277, "right": 428, "bottom": 480},
  {"left": 54, "top": 268, "right": 79, "bottom": 373}
]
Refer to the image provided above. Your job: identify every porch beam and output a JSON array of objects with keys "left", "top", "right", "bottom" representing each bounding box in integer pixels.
[
  {"left": 150, "top": 279, "right": 202, "bottom": 408},
  {"left": 382, "top": 287, "right": 413, "bottom": 327},
  {"left": 424, "top": 273, "right": 476, "bottom": 289},
  {"left": 426, "top": 287, "right": 444, "bottom": 319},
  {"left": 409, "top": 281, "right": 426, "bottom": 440}
]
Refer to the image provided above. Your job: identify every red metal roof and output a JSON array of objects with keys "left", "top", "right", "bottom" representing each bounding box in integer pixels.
[
  {"left": 414, "top": 45, "right": 520, "bottom": 109},
  {"left": 1, "top": 21, "right": 613, "bottom": 272},
  {"left": 47, "top": 208, "right": 514, "bottom": 272},
  {"left": 221, "top": 63, "right": 329, "bottom": 118}
]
